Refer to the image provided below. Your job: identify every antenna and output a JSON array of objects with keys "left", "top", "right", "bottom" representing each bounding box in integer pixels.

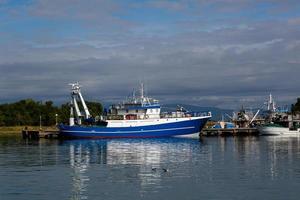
[
  {"left": 140, "top": 82, "right": 144, "bottom": 99},
  {"left": 132, "top": 88, "right": 136, "bottom": 99}
]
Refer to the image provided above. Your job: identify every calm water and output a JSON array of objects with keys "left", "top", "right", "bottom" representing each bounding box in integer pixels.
[{"left": 0, "top": 135, "right": 300, "bottom": 200}]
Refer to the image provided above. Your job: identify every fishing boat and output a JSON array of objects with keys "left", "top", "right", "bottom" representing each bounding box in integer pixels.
[
  {"left": 258, "top": 124, "right": 300, "bottom": 135},
  {"left": 258, "top": 94, "right": 300, "bottom": 136},
  {"left": 58, "top": 83, "right": 211, "bottom": 139}
]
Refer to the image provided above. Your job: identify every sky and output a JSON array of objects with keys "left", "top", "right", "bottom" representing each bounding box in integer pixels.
[{"left": 0, "top": 0, "right": 300, "bottom": 109}]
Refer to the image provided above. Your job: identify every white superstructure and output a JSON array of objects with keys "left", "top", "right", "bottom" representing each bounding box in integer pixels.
[{"left": 106, "top": 115, "right": 211, "bottom": 127}]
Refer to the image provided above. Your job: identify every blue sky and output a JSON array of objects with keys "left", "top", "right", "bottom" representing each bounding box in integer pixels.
[{"left": 1, "top": 0, "right": 300, "bottom": 109}]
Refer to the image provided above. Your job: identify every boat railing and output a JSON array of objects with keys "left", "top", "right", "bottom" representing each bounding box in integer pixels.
[
  {"left": 160, "top": 111, "right": 211, "bottom": 118},
  {"left": 188, "top": 111, "right": 212, "bottom": 117}
]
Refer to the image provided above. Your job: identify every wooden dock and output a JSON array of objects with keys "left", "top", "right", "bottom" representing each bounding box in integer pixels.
[
  {"left": 22, "top": 129, "right": 59, "bottom": 139},
  {"left": 201, "top": 128, "right": 259, "bottom": 137}
]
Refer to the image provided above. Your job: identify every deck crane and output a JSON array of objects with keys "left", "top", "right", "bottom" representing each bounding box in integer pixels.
[{"left": 69, "top": 82, "right": 91, "bottom": 126}]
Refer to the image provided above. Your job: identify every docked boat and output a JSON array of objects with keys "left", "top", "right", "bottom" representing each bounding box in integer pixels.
[
  {"left": 58, "top": 83, "right": 211, "bottom": 139},
  {"left": 258, "top": 124, "right": 300, "bottom": 136},
  {"left": 212, "top": 115, "right": 235, "bottom": 129},
  {"left": 258, "top": 94, "right": 300, "bottom": 136}
]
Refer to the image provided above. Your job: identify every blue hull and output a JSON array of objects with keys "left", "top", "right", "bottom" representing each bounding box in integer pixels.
[{"left": 58, "top": 117, "right": 210, "bottom": 139}]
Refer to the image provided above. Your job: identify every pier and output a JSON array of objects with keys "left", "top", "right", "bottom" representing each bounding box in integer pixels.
[
  {"left": 22, "top": 129, "right": 59, "bottom": 139},
  {"left": 201, "top": 128, "right": 259, "bottom": 137}
]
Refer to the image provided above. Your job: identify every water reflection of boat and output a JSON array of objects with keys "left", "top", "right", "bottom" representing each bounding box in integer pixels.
[
  {"left": 65, "top": 138, "right": 201, "bottom": 198},
  {"left": 64, "top": 138, "right": 200, "bottom": 165}
]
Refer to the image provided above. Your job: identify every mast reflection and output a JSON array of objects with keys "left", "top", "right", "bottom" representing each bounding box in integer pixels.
[{"left": 69, "top": 142, "right": 91, "bottom": 200}]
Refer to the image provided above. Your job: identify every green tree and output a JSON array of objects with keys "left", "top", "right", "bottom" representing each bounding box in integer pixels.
[
  {"left": 291, "top": 98, "right": 300, "bottom": 114},
  {"left": 58, "top": 103, "right": 71, "bottom": 124},
  {"left": 86, "top": 101, "right": 103, "bottom": 117}
]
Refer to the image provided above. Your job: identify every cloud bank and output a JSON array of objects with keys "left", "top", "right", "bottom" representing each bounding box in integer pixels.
[{"left": 0, "top": 0, "right": 300, "bottom": 108}]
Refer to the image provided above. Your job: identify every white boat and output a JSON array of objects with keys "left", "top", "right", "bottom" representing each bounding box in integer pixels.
[{"left": 258, "top": 124, "right": 300, "bottom": 136}]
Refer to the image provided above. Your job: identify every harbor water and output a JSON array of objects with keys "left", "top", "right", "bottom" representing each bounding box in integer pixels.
[{"left": 0, "top": 135, "right": 300, "bottom": 200}]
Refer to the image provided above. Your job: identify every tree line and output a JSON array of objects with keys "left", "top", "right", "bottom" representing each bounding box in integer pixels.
[
  {"left": 0, "top": 99, "right": 103, "bottom": 126},
  {"left": 291, "top": 98, "right": 300, "bottom": 114},
  {"left": 1, "top": 97, "right": 299, "bottom": 126}
]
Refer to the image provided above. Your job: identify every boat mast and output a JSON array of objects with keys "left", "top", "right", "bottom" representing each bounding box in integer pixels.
[
  {"left": 132, "top": 88, "right": 136, "bottom": 103},
  {"left": 141, "top": 83, "right": 144, "bottom": 98},
  {"left": 267, "top": 93, "right": 276, "bottom": 112},
  {"left": 69, "top": 82, "right": 91, "bottom": 125},
  {"left": 140, "top": 83, "right": 145, "bottom": 105}
]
